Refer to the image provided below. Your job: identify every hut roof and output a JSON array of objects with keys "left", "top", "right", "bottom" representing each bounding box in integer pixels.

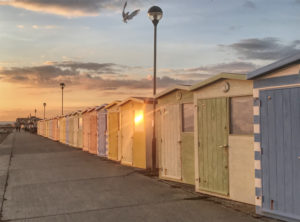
[
  {"left": 105, "top": 101, "right": 121, "bottom": 110},
  {"left": 119, "top": 97, "right": 154, "bottom": 106},
  {"left": 155, "top": 84, "right": 191, "bottom": 99},
  {"left": 190, "top": 73, "right": 246, "bottom": 91},
  {"left": 95, "top": 104, "right": 108, "bottom": 111},
  {"left": 247, "top": 53, "right": 300, "bottom": 79}
]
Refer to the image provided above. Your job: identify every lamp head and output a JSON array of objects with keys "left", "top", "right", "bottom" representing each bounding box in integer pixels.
[
  {"left": 148, "top": 6, "right": 163, "bottom": 25},
  {"left": 60, "top": 82, "right": 65, "bottom": 89}
]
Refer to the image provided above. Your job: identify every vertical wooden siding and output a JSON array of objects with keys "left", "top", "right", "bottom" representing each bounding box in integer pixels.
[
  {"left": 89, "top": 112, "right": 98, "bottom": 154},
  {"left": 197, "top": 97, "right": 229, "bottom": 195},
  {"left": 161, "top": 104, "right": 181, "bottom": 179},
  {"left": 260, "top": 88, "right": 300, "bottom": 219},
  {"left": 108, "top": 112, "right": 119, "bottom": 161},
  {"left": 121, "top": 109, "right": 133, "bottom": 165},
  {"left": 98, "top": 111, "right": 107, "bottom": 156}
]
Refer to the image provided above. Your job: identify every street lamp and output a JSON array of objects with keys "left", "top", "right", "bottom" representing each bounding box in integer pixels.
[
  {"left": 60, "top": 83, "right": 65, "bottom": 115},
  {"left": 43, "top": 103, "right": 46, "bottom": 119},
  {"left": 148, "top": 5, "right": 163, "bottom": 172}
]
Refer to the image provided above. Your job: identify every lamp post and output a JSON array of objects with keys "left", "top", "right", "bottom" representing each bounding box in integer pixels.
[
  {"left": 60, "top": 83, "right": 65, "bottom": 115},
  {"left": 43, "top": 103, "right": 46, "bottom": 119},
  {"left": 148, "top": 6, "right": 163, "bottom": 172}
]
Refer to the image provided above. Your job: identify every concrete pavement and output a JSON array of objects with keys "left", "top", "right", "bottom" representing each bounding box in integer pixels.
[{"left": 0, "top": 132, "right": 273, "bottom": 222}]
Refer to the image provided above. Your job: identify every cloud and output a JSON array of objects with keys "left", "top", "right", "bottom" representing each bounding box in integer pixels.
[
  {"left": 243, "top": 1, "right": 256, "bottom": 9},
  {"left": 0, "top": 0, "right": 145, "bottom": 17},
  {"left": 160, "top": 62, "right": 257, "bottom": 82},
  {"left": 0, "top": 61, "right": 192, "bottom": 90},
  {"left": 0, "top": 60, "right": 257, "bottom": 91},
  {"left": 223, "top": 38, "right": 300, "bottom": 60}
]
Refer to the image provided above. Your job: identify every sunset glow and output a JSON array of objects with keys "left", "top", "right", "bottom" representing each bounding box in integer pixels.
[{"left": 1, "top": 0, "right": 299, "bottom": 121}]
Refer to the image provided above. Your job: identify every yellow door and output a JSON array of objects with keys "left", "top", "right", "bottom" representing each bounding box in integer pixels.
[
  {"left": 108, "top": 112, "right": 119, "bottom": 161},
  {"left": 132, "top": 109, "right": 146, "bottom": 169}
]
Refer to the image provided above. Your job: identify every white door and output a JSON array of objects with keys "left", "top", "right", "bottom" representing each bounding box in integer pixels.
[
  {"left": 73, "top": 117, "right": 78, "bottom": 147},
  {"left": 121, "top": 109, "right": 133, "bottom": 165},
  {"left": 161, "top": 104, "right": 181, "bottom": 180}
]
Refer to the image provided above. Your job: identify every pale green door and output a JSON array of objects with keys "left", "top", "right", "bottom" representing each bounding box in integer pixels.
[{"left": 197, "top": 97, "right": 229, "bottom": 195}]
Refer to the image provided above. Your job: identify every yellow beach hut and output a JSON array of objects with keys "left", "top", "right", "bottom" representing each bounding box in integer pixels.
[{"left": 119, "top": 97, "right": 154, "bottom": 169}]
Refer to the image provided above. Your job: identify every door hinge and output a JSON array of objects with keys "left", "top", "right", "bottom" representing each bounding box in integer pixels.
[
  {"left": 262, "top": 195, "right": 264, "bottom": 203},
  {"left": 261, "top": 147, "right": 263, "bottom": 155},
  {"left": 258, "top": 99, "right": 261, "bottom": 107},
  {"left": 198, "top": 141, "right": 200, "bottom": 147}
]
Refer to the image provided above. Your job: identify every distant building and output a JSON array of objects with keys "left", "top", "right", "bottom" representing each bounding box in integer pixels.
[{"left": 15, "top": 116, "right": 41, "bottom": 133}]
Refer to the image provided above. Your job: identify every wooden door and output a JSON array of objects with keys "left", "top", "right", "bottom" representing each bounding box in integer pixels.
[
  {"left": 98, "top": 112, "right": 107, "bottom": 156},
  {"left": 66, "top": 118, "right": 69, "bottom": 144},
  {"left": 73, "top": 117, "right": 78, "bottom": 147},
  {"left": 89, "top": 114, "right": 98, "bottom": 154},
  {"left": 260, "top": 88, "right": 300, "bottom": 220},
  {"left": 161, "top": 104, "right": 181, "bottom": 180},
  {"left": 121, "top": 109, "right": 133, "bottom": 165},
  {"left": 108, "top": 112, "right": 119, "bottom": 160},
  {"left": 83, "top": 115, "right": 89, "bottom": 151},
  {"left": 197, "top": 97, "right": 229, "bottom": 195}
]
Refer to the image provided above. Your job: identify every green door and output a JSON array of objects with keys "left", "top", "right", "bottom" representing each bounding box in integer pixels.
[{"left": 197, "top": 97, "right": 229, "bottom": 195}]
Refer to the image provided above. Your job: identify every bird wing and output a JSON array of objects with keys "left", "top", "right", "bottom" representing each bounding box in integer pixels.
[
  {"left": 122, "top": 1, "right": 127, "bottom": 17},
  {"left": 127, "top": 9, "right": 140, "bottom": 20}
]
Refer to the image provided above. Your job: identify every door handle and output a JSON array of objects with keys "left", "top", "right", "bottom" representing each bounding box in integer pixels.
[
  {"left": 218, "top": 145, "right": 228, "bottom": 148},
  {"left": 298, "top": 156, "right": 300, "bottom": 160}
]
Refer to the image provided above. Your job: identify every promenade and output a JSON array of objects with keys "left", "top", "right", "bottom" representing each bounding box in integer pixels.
[{"left": 0, "top": 132, "right": 272, "bottom": 222}]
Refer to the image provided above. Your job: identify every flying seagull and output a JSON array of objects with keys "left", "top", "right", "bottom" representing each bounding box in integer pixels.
[{"left": 122, "top": 1, "right": 140, "bottom": 23}]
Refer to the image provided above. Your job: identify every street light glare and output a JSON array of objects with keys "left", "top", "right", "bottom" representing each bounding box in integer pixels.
[{"left": 134, "top": 112, "right": 144, "bottom": 125}]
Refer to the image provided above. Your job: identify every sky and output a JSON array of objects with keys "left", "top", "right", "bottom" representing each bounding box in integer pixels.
[{"left": 0, "top": 0, "right": 300, "bottom": 121}]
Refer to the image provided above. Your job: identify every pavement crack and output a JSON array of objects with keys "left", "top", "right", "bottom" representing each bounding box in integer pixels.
[
  {"left": 10, "top": 170, "right": 140, "bottom": 188},
  {"left": 0, "top": 133, "right": 15, "bottom": 221}
]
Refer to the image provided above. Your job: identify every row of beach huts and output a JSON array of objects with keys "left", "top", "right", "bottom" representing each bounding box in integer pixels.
[{"left": 37, "top": 54, "right": 300, "bottom": 222}]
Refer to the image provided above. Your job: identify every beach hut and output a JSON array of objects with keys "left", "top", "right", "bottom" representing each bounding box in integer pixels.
[
  {"left": 72, "top": 111, "right": 83, "bottom": 149},
  {"left": 119, "top": 97, "right": 154, "bottom": 169},
  {"left": 190, "top": 73, "right": 254, "bottom": 205},
  {"left": 247, "top": 54, "right": 300, "bottom": 221},
  {"left": 82, "top": 108, "right": 92, "bottom": 152},
  {"left": 106, "top": 101, "right": 121, "bottom": 161},
  {"left": 52, "top": 117, "right": 59, "bottom": 141},
  {"left": 37, "top": 121, "right": 41, "bottom": 135},
  {"left": 59, "top": 116, "right": 66, "bottom": 144},
  {"left": 39, "top": 120, "right": 44, "bottom": 136},
  {"left": 45, "top": 119, "right": 49, "bottom": 138},
  {"left": 42, "top": 120, "right": 46, "bottom": 137},
  {"left": 88, "top": 107, "right": 98, "bottom": 155},
  {"left": 48, "top": 119, "right": 53, "bottom": 139},
  {"left": 68, "top": 113, "right": 74, "bottom": 147},
  {"left": 155, "top": 85, "right": 194, "bottom": 185},
  {"left": 96, "top": 105, "right": 108, "bottom": 157},
  {"left": 65, "top": 114, "right": 70, "bottom": 145}
]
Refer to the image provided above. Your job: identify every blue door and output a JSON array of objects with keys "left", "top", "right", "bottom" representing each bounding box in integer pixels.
[
  {"left": 260, "top": 88, "right": 300, "bottom": 220},
  {"left": 97, "top": 111, "right": 107, "bottom": 157}
]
